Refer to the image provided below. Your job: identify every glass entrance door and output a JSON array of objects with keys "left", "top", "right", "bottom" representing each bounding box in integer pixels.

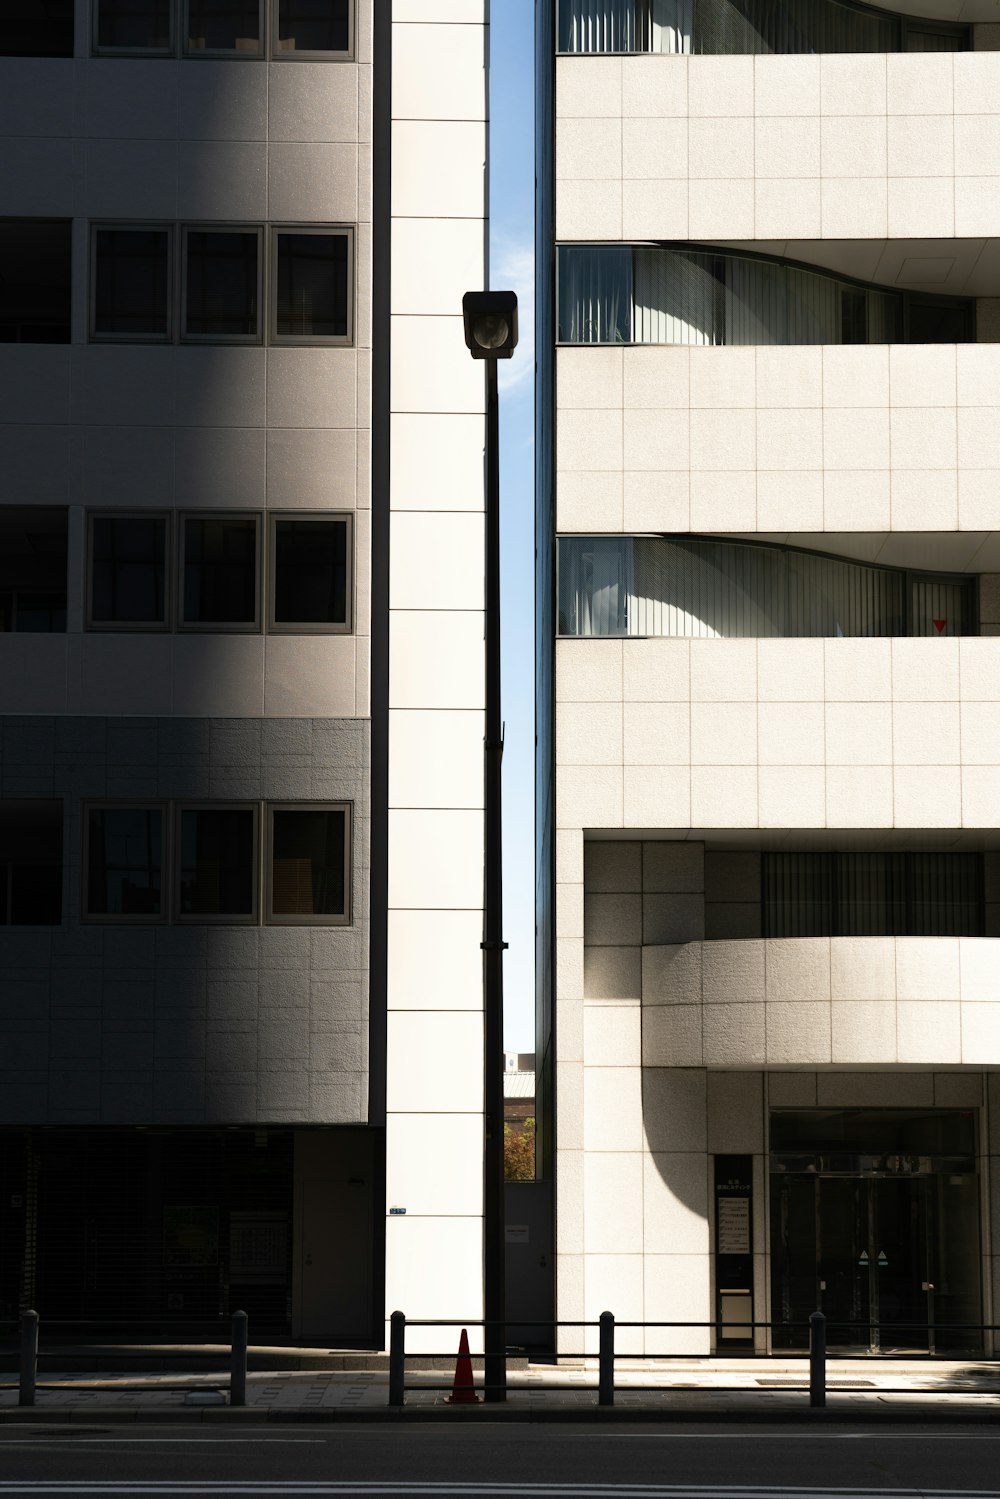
[
  {"left": 817, "top": 1176, "right": 928, "bottom": 1351},
  {"left": 769, "top": 1109, "right": 982, "bottom": 1355}
]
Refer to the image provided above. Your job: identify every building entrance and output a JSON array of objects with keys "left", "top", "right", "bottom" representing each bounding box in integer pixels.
[{"left": 770, "top": 1109, "right": 982, "bottom": 1354}]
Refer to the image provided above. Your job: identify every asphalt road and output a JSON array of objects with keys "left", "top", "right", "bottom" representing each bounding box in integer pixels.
[{"left": 2, "top": 1423, "right": 1000, "bottom": 1498}]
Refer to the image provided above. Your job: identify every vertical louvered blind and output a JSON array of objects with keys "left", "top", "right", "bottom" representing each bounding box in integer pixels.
[
  {"left": 557, "top": 0, "right": 964, "bottom": 53},
  {"left": 557, "top": 538, "right": 973, "bottom": 640},
  {"left": 559, "top": 248, "right": 909, "bottom": 347},
  {"left": 762, "top": 853, "right": 984, "bottom": 938}
]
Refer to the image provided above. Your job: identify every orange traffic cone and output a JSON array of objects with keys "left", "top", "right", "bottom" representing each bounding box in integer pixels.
[{"left": 445, "top": 1327, "right": 480, "bottom": 1404}]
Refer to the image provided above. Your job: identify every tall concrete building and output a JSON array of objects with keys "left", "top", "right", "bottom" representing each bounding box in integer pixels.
[
  {"left": 0, "top": 0, "right": 488, "bottom": 1346},
  {"left": 538, "top": 0, "right": 1000, "bottom": 1356}
]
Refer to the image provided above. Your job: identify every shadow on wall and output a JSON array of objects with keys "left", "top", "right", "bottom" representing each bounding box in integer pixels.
[{"left": 640, "top": 1066, "right": 712, "bottom": 1356}]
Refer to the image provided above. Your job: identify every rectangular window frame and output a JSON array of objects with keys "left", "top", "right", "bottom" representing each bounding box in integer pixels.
[
  {"left": 265, "top": 800, "right": 351, "bottom": 927},
  {"left": 86, "top": 509, "right": 173, "bottom": 633},
  {"left": 270, "top": 0, "right": 352, "bottom": 61},
  {"left": 180, "top": 223, "right": 264, "bottom": 342},
  {"left": 82, "top": 800, "right": 169, "bottom": 924},
  {"left": 175, "top": 800, "right": 260, "bottom": 925},
  {"left": 90, "top": 221, "right": 174, "bottom": 344},
  {"left": 269, "top": 224, "right": 354, "bottom": 347},
  {"left": 92, "top": 0, "right": 173, "bottom": 58},
  {"left": 182, "top": 0, "right": 264, "bottom": 56},
  {"left": 266, "top": 510, "right": 353, "bottom": 635},
  {"left": 177, "top": 510, "right": 262, "bottom": 633}
]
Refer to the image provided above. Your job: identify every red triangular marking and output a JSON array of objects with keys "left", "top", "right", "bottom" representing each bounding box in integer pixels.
[{"left": 933, "top": 619, "right": 946, "bottom": 634}]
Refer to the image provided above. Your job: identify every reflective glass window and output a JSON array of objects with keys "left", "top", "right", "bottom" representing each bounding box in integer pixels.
[
  {"left": 93, "top": 228, "right": 170, "bottom": 339},
  {"left": 274, "top": 231, "right": 349, "bottom": 340},
  {"left": 181, "top": 515, "right": 258, "bottom": 627},
  {"left": 271, "top": 516, "right": 349, "bottom": 628},
  {"left": 86, "top": 806, "right": 163, "bottom": 918},
  {"left": 90, "top": 515, "right": 167, "bottom": 626},
  {"left": 184, "top": 230, "right": 259, "bottom": 337},
  {"left": 178, "top": 807, "right": 256, "bottom": 919},
  {"left": 269, "top": 807, "right": 348, "bottom": 921},
  {"left": 96, "top": 0, "right": 171, "bottom": 50}
]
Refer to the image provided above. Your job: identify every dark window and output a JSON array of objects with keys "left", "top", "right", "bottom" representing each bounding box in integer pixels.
[
  {"left": 840, "top": 288, "right": 866, "bottom": 345},
  {"left": 275, "top": 0, "right": 348, "bottom": 54},
  {"left": 269, "top": 806, "right": 347, "bottom": 921},
  {"left": 0, "top": 800, "right": 62, "bottom": 925},
  {"left": 274, "top": 230, "right": 349, "bottom": 340},
  {"left": 184, "top": 230, "right": 260, "bottom": 337},
  {"left": 181, "top": 515, "right": 259, "bottom": 627},
  {"left": 270, "top": 516, "right": 349, "bottom": 629},
  {"left": 185, "top": 0, "right": 260, "bottom": 50},
  {"left": 95, "top": 0, "right": 170, "bottom": 49},
  {"left": 0, "top": 220, "right": 71, "bottom": 344},
  {"left": 1, "top": 0, "right": 74, "bottom": 55},
  {"left": 89, "top": 514, "right": 168, "bottom": 626},
  {"left": 909, "top": 296, "right": 974, "bottom": 344},
  {"left": 557, "top": 245, "right": 972, "bottom": 347},
  {"left": 93, "top": 227, "right": 170, "bottom": 339},
  {"left": 0, "top": 507, "right": 67, "bottom": 633},
  {"left": 557, "top": 0, "right": 968, "bottom": 54},
  {"left": 86, "top": 806, "right": 164, "bottom": 918},
  {"left": 178, "top": 806, "right": 256, "bottom": 919},
  {"left": 762, "top": 852, "right": 984, "bottom": 938}
]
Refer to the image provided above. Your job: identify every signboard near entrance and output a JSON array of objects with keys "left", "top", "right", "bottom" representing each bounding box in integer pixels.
[{"left": 714, "top": 1155, "right": 753, "bottom": 1347}]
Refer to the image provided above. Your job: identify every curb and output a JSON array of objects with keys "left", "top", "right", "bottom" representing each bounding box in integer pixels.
[{"left": 2, "top": 1402, "right": 999, "bottom": 1426}]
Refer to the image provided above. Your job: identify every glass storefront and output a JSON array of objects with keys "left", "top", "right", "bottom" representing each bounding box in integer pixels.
[{"left": 770, "top": 1110, "right": 982, "bottom": 1354}]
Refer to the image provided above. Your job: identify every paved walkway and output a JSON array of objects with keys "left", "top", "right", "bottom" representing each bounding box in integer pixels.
[{"left": 2, "top": 1359, "right": 1000, "bottom": 1419}]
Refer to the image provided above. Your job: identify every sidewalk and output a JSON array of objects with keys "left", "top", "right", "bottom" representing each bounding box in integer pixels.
[{"left": 3, "top": 1358, "right": 1000, "bottom": 1422}]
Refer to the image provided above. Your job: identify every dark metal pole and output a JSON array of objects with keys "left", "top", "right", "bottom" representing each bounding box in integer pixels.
[
  {"left": 809, "top": 1309, "right": 826, "bottom": 1408},
  {"left": 482, "top": 354, "right": 506, "bottom": 1403},
  {"left": 19, "top": 1309, "right": 38, "bottom": 1408},
  {"left": 598, "top": 1311, "right": 615, "bottom": 1407},
  {"left": 230, "top": 1310, "right": 247, "bottom": 1408},
  {"left": 388, "top": 1310, "right": 406, "bottom": 1407}
]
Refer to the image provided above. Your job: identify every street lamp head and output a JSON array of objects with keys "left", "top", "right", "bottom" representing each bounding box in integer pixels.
[{"left": 463, "top": 290, "right": 518, "bottom": 360}]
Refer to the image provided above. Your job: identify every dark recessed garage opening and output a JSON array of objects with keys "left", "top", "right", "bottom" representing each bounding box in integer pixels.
[{"left": 0, "top": 219, "right": 72, "bottom": 342}]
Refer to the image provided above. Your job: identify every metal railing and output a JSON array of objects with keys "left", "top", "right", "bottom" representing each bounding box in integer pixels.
[
  {"left": 387, "top": 1311, "right": 1000, "bottom": 1410},
  {"left": 3, "top": 1309, "right": 251, "bottom": 1408}
]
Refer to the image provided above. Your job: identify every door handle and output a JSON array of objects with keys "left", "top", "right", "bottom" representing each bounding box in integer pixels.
[{"left": 922, "top": 1282, "right": 934, "bottom": 1291}]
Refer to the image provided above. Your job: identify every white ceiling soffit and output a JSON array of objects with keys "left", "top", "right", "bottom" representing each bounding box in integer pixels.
[
  {"left": 711, "top": 238, "right": 1000, "bottom": 297},
  {"left": 733, "top": 531, "right": 1000, "bottom": 572}
]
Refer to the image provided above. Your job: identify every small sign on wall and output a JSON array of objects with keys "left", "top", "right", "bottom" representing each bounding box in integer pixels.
[
  {"left": 506, "top": 1224, "right": 529, "bottom": 1244},
  {"left": 714, "top": 1154, "right": 754, "bottom": 1346}
]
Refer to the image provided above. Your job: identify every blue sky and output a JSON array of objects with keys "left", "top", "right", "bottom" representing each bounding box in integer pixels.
[{"left": 490, "top": 2, "right": 536, "bottom": 1050}]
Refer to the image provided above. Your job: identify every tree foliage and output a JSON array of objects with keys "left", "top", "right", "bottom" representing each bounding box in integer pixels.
[{"left": 504, "top": 1116, "right": 535, "bottom": 1181}]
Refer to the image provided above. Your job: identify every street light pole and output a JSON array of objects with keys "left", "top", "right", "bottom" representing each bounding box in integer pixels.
[
  {"left": 462, "top": 291, "right": 518, "bottom": 1406},
  {"left": 482, "top": 349, "right": 505, "bottom": 1404}
]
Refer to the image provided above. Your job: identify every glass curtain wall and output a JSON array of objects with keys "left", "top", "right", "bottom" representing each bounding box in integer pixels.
[
  {"left": 557, "top": 247, "right": 973, "bottom": 346},
  {"left": 558, "top": 0, "right": 965, "bottom": 53},
  {"left": 558, "top": 537, "right": 974, "bottom": 640}
]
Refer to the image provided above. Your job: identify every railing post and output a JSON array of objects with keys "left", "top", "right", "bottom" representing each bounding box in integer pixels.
[
  {"left": 809, "top": 1310, "right": 826, "bottom": 1409},
  {"left": 230, "top": 1309, "right": 248, "bottom": 1408},
  {"left": 598, "top": 1311, "right": 615, "bottom": 1408},
  {"left": 19, "top": 1309, "right": 38, "bottom": 1408},
  {"left": 389, "top": 1310, "right": 406, "bottom": 1407}
]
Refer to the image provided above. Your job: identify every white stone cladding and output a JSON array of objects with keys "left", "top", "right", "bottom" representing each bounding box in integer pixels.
[
  {"left": 383, "top": 2, "right": 488, "bottom": 1354},
  {"left": 550, "top": 27, "right": 1000, "bottom": 1358},
  {"left": 556, "top": 52, "right": 1000, "bottom": 243}
]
